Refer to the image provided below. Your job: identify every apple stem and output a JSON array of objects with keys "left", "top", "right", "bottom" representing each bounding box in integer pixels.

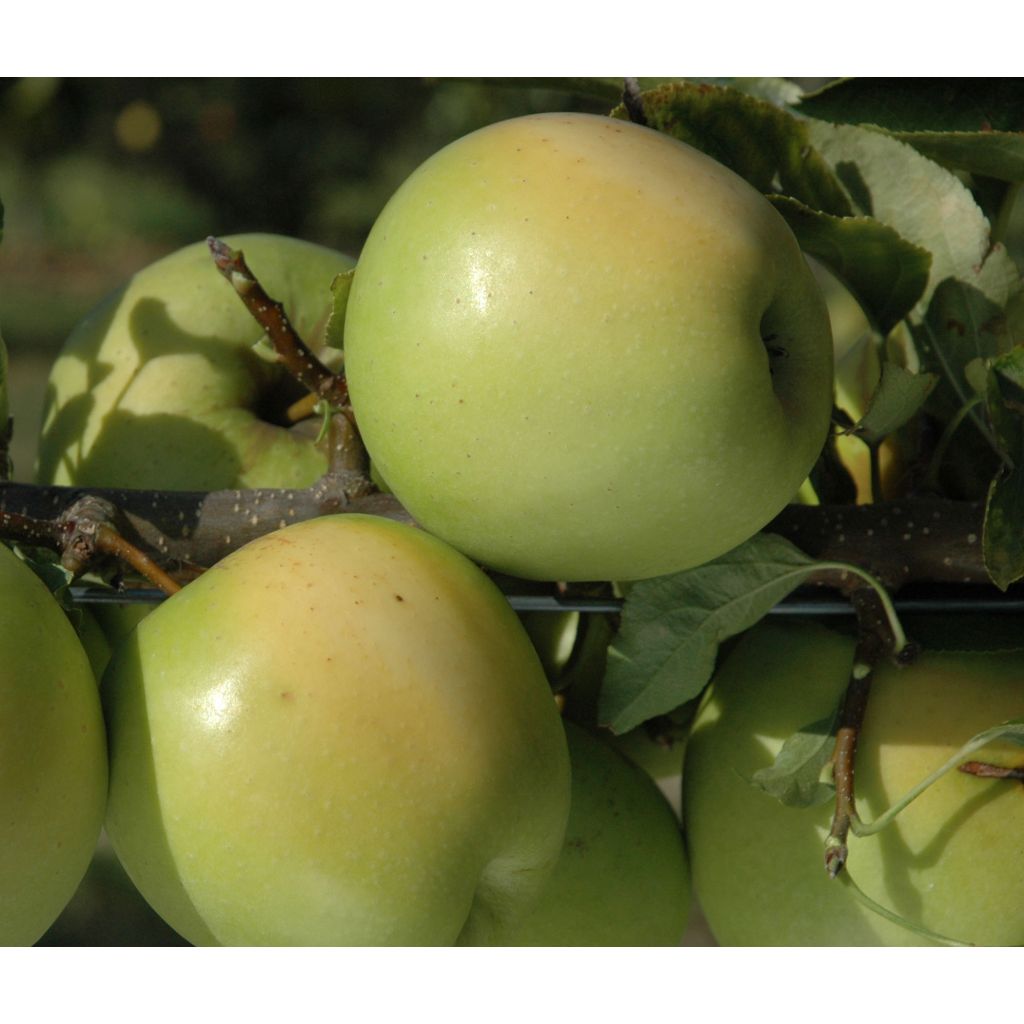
[
  {"left": 207, "top": 237, "right": 351, "bottom": 412},
  {"left": 92, "top": 524, "right": 183, "bottom": 596},
  {"left": 824, "top": 586, "right": 917, "bottom": 878}
]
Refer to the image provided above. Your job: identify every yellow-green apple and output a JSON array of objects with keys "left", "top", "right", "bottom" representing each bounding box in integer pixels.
[
  {"left": 506, "top": 721, "right": 690, "bottom": 945},
  {"left": 102, "top": 514, "right": 571, "bottom": 945},
  {"left": 343, "top": 113, "right": 834, "bottom": 581},
  {"left": 684, "top": 618, "right": 1024, "bottom": 945},
  {"left": 36, "top": 233, "right": 353, "bottom": 490},
  {"left": 75, "top": 607, "right": 113, "bottom": 682},
  {"left": 0, "top": 543, "right": 108, "bottom": 944}
]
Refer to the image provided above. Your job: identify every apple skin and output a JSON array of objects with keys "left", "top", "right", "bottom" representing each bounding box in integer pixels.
[
  {"left": 684, "top": 619, "right": 1024, "bottom": 945},
  {"left": 506, "top": 721, "right": 690, "bottom": 945},
  {"left": 36, "top": 233, "right": 354, "bottom": 491},
  {"left": 343, "top": 112, "right": 834, "bottom": 581},
  {"left": 0, "top": 544, "right": 108, "bottom": 945},
  {"left": 102, "top": 514, "right": 571, "bottom": 945}
]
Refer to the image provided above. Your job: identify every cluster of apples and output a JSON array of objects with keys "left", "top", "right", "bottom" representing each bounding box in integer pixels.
[{"left": 6, "top": 112, "right": 1020, "bottom": 946}]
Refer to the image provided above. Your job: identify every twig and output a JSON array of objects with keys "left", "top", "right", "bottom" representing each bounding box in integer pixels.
[
  {"left": 207, "top": 236, "right": 350, "bottom": 410},
  {"left": 94, "top": 525, "right": 182, "bottom": 596},
  {"left": 958, "top": 760, "right": 1024, "bottom": 782},
  {"left": 1, "top": 477, "right": 411, "bottom": 586},
  {"left": 824, "top": 587, "right": 918, "bottom": 878}
]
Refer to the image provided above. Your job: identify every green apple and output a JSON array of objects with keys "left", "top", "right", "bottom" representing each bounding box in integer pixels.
[
  {"left": 684, "top": 618, "right": 1024, "bottom": 945},
  {"left": 0, "top": 543, "right": 108, "bottom": 945},
  {"left": 102, "top": 514, "right": 571, "bottom": 945},
  {"left": 506, "top": 721, "right": 690, "bottom": 945},
  {"left": 36, "top": 233, "right": 354, "bottom": 490},
  {"left": 75, "top": 607, "right": 113, "bottom": 681},
  {"left": 343, "top": 112, "right": 834, "bottom": 581}
]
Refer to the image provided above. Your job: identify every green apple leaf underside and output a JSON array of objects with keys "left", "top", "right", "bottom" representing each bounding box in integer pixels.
[
  {"left": 601, "top": 533, "right": 907, "bottom": 734},
  {"left": 749, "top": 710, "right": 839, "bottom": 808},
  {"left": 615, "top": 82, "right": 852, "bottom": 218},
  {"left": 770, "top": 195, "right": 931, "bottom": 335},
  {"left": 599, "top": 534, "right": 818, "bottom": 734},
  {"left": 803, "top": 121, "right": 1020, "bottom": 314},
  {"left": 797, "top": 78, "right": 1024, "bottom": 182},
  {"left": 844, "top": 361, "right": 938, "bottom": 446}
]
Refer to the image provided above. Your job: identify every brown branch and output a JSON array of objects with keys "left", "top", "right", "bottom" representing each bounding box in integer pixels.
[
  {"left": 958, "top": 760, "right": 1024, "bottom": 782},
  {"left": 94, "top": 524, "right": 182, "bottom": 596},
  {"left": 824, "top": 587, "right": 919, "bottom": 878},
  {"left": 767, "top": 499, "right": 988, "bottom": 591},
  {"left": 207, "top": 236, "right": 350, "bottom": 410},
  {"left": 1, "top": 477, "right": 412, "bottom": 587}
]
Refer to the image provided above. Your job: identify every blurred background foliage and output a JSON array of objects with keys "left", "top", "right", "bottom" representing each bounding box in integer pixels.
[{"left": 0, "top": 78, "right": 609, "bottom": 484}]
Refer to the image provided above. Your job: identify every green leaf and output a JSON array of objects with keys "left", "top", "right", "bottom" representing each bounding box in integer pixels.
[
  {"left": 913, "top": 277, "right": 1020, "bottom": 426},
  {"left": 599, "top": 533, "right": 819, "bottom": 733},
  {"left": 770, "top": 195, "right": 931, "bottom": 334},
  {"left": 798, "top": 78, "right": 1024, "bottom": 134},
  {"left": 983, "top": 457, "right": 1024, "bottom": 590},
  {"left": 981, "top": 347, "right": 1024, "bottom": 589},
  {"left": 749, "top": 710, "right": 838, "bottom": 808},
  {"left": 797, "top": 78, "right": 1024, "bottom": 182},
  {"left": 620, "top": 82, "right": 852, "bottom": 216},
  {"left": 847, "top": 361, "right": 938, "bottom": 445},
  {"left": 325, "top": 268, "right": 355, "bottom": 351},
  {"left": 803, "top": 121, "right": 1020, "bottom": 311}
]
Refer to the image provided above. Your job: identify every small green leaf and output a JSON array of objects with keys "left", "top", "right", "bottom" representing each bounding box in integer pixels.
[
  {"left": 983, "top": 460, "right": 1024, "bottom": 590},
  {"left": 618, "top": 82, "right": 852, "bottom": 216},
  {"left": 325, "top": 268, "right": 355, "bottom": 352},
  {"left": 770, "top": 195, "right": 931, "bottom": 334},
  {"left": 599, "top": 533, "right": 819, "bottom": 733},
  {"left": 847, "top": 361, "right": 938, "bottom": 445},
  {"left": 750, "top": 710, "right": 838, "bottom": 808}
]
